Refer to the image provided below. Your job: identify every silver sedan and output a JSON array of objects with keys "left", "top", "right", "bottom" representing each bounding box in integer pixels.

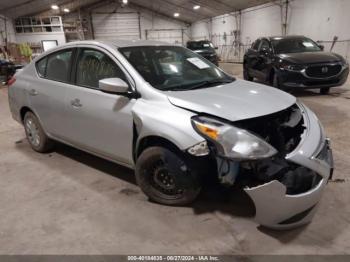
[{"left": 8, "top": 40, "right": 333, "bottom": 229}]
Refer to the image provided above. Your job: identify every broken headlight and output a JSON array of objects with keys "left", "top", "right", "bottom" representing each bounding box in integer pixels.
[{"left": 191, "top": 116, "right": 278, "bottom": 160}]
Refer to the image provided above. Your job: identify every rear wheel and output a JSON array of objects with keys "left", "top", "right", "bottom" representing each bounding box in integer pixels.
[
  {"left": 24, "top": 112, "right": 54, "bottom": 153},
  {"left": 135, "top": 146, "right": 202, "bottom": 206},
  {"left": 320, "top": 87, "right": 330, "bottom": 95}
]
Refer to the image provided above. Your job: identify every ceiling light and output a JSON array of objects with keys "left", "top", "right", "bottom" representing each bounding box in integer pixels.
[
  {"left": 122, "top": 0, "right": 128, "bottom": 4},
  {"left": 63, "top": 8, "right": 70, "bottom": 13},
  {"left": 51, "top": 4, "right": 59, "bottom": 10},
  {"left": 174, "top": 13, "right": 180, "bottom": 17},
  {"left": 193, "top": 5, "right": 200, "bottom": 10}
]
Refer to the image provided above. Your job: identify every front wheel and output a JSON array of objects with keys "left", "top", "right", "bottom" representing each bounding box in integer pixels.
[
  {"left": 135, "top": 146, "right": 202, "bottom": 206},
  {"left": 24, "top": 112, "right": 54, "bottom": 153}
]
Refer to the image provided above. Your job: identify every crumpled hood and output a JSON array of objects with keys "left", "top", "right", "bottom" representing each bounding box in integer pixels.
[
  {"left": 278, "top": 52, "right": 342, "bottom": 64},
  {"left": 167, "top": 79, "right": 296, "bottom": 122}
]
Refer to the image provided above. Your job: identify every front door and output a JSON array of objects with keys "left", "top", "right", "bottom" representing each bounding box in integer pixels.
[
  {"left": 255, "top": 39, "right": 272, "bottom": 81},
  {"left": 64, "top": 48, "right": 135, "bottom": 166}
]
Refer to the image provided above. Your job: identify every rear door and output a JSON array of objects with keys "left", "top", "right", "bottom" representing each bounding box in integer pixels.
[
  {"left": 64, "top": 46, "right": 135, "bottom": 166},
  {"left": 29, "top": 48, "right": 76, "bottom": 137}
]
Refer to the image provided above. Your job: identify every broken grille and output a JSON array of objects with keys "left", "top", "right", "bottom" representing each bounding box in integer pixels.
[{"left": 234, "top": 104, "right": 324, "bottom": 195}]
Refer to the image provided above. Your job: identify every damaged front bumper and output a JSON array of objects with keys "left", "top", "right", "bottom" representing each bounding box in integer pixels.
[{"left": 244, "top": 103, "right": 333, "bottom": 229}]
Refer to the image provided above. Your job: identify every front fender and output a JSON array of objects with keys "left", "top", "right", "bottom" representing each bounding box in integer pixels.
[{"left": 132, "top": 99, "right": 204, "bottom": 154}]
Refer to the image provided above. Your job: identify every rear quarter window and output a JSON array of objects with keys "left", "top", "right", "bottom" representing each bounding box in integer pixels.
[{"left": 36, "top": 57, "right": 48, "bottom": 77}]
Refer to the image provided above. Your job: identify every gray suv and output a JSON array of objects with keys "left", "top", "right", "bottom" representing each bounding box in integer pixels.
[{"left": 8, "top": 40, "right": 333, "bottom": 229}]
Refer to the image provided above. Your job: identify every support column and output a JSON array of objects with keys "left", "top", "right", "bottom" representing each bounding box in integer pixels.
[{"left": 281, "top": 0, "right": 289, "bottom": 36}]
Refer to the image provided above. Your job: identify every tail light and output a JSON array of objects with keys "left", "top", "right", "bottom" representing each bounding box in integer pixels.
[{"left": 7, "top": 77, "right": 16, "bottom": 86}]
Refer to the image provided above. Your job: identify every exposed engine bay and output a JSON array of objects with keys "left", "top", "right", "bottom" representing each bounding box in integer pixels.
[
  {"left": 203, "top": 103, "right": 333, "bottom": 228},
  {"left": 234, "top": 104, "right": 305, "bottom": 155},
  {"left": 213, "top": 104, "right": 322, "bottom": 194}
]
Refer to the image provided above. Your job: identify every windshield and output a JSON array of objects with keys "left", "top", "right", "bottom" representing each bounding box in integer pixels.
[
  {"left": 187, "top": 41, "right": 215, "bottom": 50},
  {"left": 119, "top": 46, "right": 234, "bottom": 91},
  {"left": 272, "top": 37, "right": 321, "bottom": 54}
]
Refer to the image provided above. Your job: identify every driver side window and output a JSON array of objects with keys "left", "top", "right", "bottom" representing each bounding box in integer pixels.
[
  {"left": 259, "top": 40, "right": 270, "bottom": 51},
  {"left": 76, "top": 49, "right": 127, "bottom": 89}
]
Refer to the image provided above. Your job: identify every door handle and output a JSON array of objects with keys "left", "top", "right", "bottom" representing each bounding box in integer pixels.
[
  {"left": 29, "top": 89, "right": 38, "bottom": 96},
  {"left": 71, "top": 98, "right": 82, "bottom": 108}
]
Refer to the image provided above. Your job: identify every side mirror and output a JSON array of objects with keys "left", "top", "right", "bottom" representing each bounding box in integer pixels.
[
  {"left": 319, "top": 44, "right": 325, "bottom": 51},
  {"left": 214, "top": 46, "right": 218, "bottom": 50},
  {"left": 99, "top": 78, "right": 129, "bottom": 94}
]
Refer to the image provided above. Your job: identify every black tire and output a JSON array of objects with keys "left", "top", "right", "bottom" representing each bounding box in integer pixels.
[
  {"left": 320, "top": 87, "right": 330, "bottom": 95},
  {"left": 243, "top": 64, "right": 253, "bottom": 81},
  {"left": 23, "top": 112, "right": 54, "bottom": 153},
  {"left": 135, "top": 146, "right": 202, "bottom": 206}
]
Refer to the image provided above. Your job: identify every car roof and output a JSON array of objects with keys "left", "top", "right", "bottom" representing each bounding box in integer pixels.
[
  {"left": 32, "top": 39, "right": 177, "bottom": 62},
  {"left": 59, "top": 39, "right": 173, "bottom": 48},
  {"left": 267, "top": 35, "right": 307, "bottom": 41},
  {"left": 187, "top": 40, "right": 211, "bottom": 43}
]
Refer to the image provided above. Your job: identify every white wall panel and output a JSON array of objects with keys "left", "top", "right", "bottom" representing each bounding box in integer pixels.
[
  {"left": 288, "top": 0, "right": 350, "bottom": 59},
  {"left": 191, "top": 21, "right": 210, "bottom": 40},
  {"left": 146, "top": 29, "right": 183, "bottom": 45},
  {"left": 92, "top": 12, "right": 140, "bottom": 41},
  {"left": 288, "top": 0, "right": 350, "bottom": 41},
  {"left": 0, "top": 15, "right": 16, "bottom": 45},
  {"left": 90, "top": 4, "right": 190, "bottom": 44},
  {"left": 241, "top": 3, "right": 281, "bottom": 47},
  {"left": 15, "top": 32, "right": 66, "bottom": 46},
  {"left": 141, "top": 10, "right": 190, "bottom": 44}
]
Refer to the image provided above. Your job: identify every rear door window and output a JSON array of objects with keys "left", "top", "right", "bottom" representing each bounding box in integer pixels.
[{"left": 46, "top": 49, "right": 73, "bottom": 83}]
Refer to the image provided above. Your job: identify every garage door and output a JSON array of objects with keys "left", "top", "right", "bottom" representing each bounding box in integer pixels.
[
  {"left": 146, "top": 29, "right": 184, "bottom": 45},
  {"left": 92, "top": 12, "right": 140, "bottom": 41}
]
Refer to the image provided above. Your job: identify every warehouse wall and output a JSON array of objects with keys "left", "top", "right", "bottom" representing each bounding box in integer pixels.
[
  {"left": 191, "top": 0, "right": 350, "bottom": 61},
  {"left": 15, "top": 33, "right": 66, "bottom": 46},
  {"left": 0, "top": 15, "right": 16, "bottom": 45},
  {"left": 287, "top": 0, "right": 350, "bottom": 59},
  {"left": 89, "top": 4, "right": 190, "bottom": 45},
  {"left": 241, "top": 3, "right": 281, "bottom": 47}
]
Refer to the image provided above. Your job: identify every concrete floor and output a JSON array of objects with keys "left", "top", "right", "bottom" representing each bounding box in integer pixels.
[{"left": 0, "top": 64, "right": 349, "bottom": 255}]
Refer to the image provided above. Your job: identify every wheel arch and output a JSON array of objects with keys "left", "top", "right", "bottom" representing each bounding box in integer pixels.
[
  {"left": 20, "top": 106, "right": 33, "bottom": 123},
  {"left": 135, "top": 135, "right": 184, "bottom": 161},
  {"left": 19, "top": 106, "right": 49, "bottom": 136}
]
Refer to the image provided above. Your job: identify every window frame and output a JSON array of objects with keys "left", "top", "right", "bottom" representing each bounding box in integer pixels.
[
  {"left": 72, "top": 46, "right": 134, "bottom": 91},
  {"left": 252, "top": 39, "right": 261, "bottom": 50},
  {"left": 35, "top": 56, "right": 48, "bottom": 77},
  {"left": 35, "top": 47, "right": 77, "bottom": 85},
  {"left": 258, "top": 38, "right": 271, "bottom": 51}
]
